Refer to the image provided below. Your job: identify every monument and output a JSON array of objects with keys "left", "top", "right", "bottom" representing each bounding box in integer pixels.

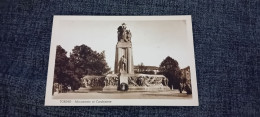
[
  {"left": 102, "top": 23, "right": 170, "bottom": 91},
  {"left": 114, "top": 23, "right": 134, "bottom": 74},
  {"left": 113, "top": 23, "right": 134, "bottom": 90}
]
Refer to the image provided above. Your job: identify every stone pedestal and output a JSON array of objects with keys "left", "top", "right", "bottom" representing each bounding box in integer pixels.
[
  {"left": 114, "top": 42, "right": 134, "bottom": 74},
  {"left": 119, "top": 73, "right": 129, "bottom": 84},
  {"left": 114, "top": 41, "right": 134, "bottom": 90}
]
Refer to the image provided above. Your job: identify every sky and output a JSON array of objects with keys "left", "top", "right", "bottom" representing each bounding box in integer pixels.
[{"left": 54, "top": 19, "right": 195, "bottom": 71}]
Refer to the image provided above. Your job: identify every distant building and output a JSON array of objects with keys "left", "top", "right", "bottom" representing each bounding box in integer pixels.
[{"left": 134, "top": 65, "right": 159, "bottom": 74}]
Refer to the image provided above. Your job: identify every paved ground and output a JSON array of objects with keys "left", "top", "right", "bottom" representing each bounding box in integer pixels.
[{"left": 53, "top": 90, "right": 192, "bottom": 99}]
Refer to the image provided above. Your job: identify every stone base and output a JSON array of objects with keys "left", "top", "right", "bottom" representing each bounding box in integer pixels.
[
  {"left": 102, "top": 85, "right": 171, "bottom": 92},
  {"left": 119, "top": 73, "right": 129, "bottom": 84},
  {"left": 128, "top": 86, "right": 171, "bottom": 92}
]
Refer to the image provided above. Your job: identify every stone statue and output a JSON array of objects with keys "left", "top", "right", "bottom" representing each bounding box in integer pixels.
[
  {"left": 117, "top": 23, "right": 131, "bottom": 42},
  {"left": 128, "top": 77, "right": 138, "bottom": 86},
  {"left": 114, "top": 77, "right": 119, "bottom": 86},
  {"left": 120, "top": 55, "right": 127, "bottom": 72},
  {"left": 126, "top": 30, "right": 131, "bottom": 42},
  {"left": 104, "top": 77, "right": 108, "bottom": 86},
  {"left": 165, "top": 77, "right": 168, "bottom": 86}
]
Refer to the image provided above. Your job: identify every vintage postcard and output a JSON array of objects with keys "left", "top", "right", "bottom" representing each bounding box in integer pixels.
[{"left": 45, "top": 16, "right": 198, "bottom": 106}]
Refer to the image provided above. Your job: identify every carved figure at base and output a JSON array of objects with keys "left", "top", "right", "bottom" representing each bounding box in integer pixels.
[{"left": 162, "top": 77, "right": 169, "bottom": 86}]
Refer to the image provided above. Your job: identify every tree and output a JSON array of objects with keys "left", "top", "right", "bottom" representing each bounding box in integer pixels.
[
  {"left": 159, "top": 56, "right": 182, "bottom": 89},
  {"left": 69, "top": 44, "right": 110, "bottom": 79},
  {"left": 54, "top": 45, "right": 81, "bottom": 91},
  {"left": 53, "top": 44, "right": 111, "bottom": 91},
  {"left": 54, "top": 45, "right": 69, "bottom": 84}
]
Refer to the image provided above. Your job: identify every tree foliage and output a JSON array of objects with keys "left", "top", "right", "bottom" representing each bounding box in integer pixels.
[
  {"left": 54, "top": 45, "right": 110, "bottom": 91},
  {"left": 54, "top": 45, "right": 81, "bottom": 91},
  {"left": 69, "top": 44, "right": 110, "bottom": 78},
  {"left": 159, "top": 56, "right": 182, "bottom": 89}
]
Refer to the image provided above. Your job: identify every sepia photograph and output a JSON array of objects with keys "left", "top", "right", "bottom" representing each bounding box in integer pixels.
[{"left": 45, "top": 16, "right": 198, "bottom": 106}]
